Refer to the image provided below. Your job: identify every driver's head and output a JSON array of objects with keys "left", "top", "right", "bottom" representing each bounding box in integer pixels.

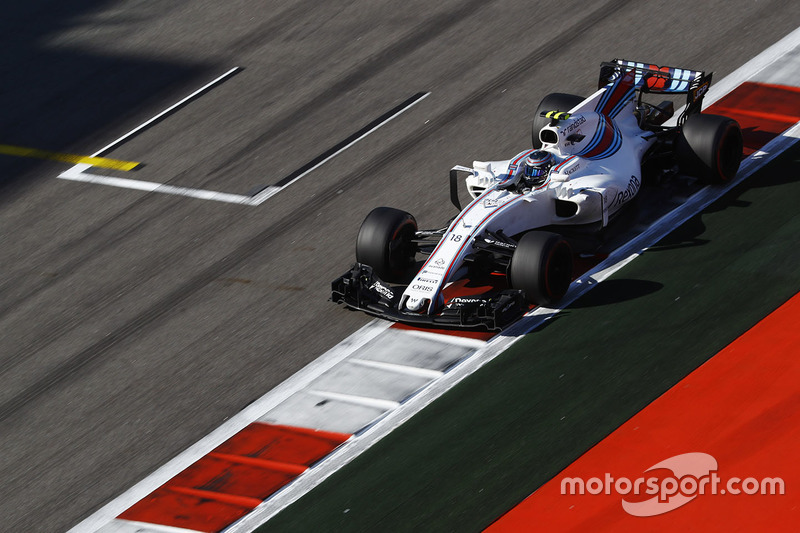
[{"left": 523, "top": 150, "right": 554, "bottom": 185}]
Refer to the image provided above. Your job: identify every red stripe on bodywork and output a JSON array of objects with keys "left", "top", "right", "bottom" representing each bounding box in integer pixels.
[
  {"left": 553, "top": 155, "right": 577, "bottom": 173},
  {"left": 579, "top": 115, "right": 617, "bottom": 159},
  {"left": 596, "top": 69, "right": 636, "bottom": 116}
]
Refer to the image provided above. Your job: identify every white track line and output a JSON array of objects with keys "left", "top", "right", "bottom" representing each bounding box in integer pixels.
[
  {"left": 59, "top": 91, "right": 430, "bottom": 206},
  {"left": 58, "top": 67, "right": 252, "bottom": 203},
  {"left": 249, "top": 92, "right": 431, "bottom": 204},
  {"left": 59, "top": 164, "right": 258, "bottom": 205}
]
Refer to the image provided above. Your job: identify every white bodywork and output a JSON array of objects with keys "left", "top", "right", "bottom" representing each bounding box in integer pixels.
[{"left": 401, "top": 86, "right": 657, "bottom": 314}]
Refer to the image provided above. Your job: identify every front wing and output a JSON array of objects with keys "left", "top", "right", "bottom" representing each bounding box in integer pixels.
[{"left": 331, "top": 263, "right": 528, "bottom": 331}]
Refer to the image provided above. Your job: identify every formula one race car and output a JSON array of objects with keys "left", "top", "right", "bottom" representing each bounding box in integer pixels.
[{"left": 332, "top": 59, "right": 743, "bottom": 330}]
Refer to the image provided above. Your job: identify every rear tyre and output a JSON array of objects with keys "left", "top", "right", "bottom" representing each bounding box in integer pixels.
[
  {"left": 676, "top": 114, "right": 743, "bottom": 183},
  {"left": 356, "top": 207, "right": 418, "bottom": 282},
  {"left": 509, "top": 231, "right": 573, "bottom": 306},
  {"left": 532, "top": 93, "right": 585, "bottom": 148}
]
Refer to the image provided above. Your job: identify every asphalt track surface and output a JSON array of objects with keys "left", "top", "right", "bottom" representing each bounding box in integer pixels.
[{"left": 0, "top": 1, "right": 798, "bottom": 531}]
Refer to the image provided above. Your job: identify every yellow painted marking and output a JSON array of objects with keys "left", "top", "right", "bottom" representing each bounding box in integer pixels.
[{"left": 0, "top": 144, "right": 141, "bottom": 171}]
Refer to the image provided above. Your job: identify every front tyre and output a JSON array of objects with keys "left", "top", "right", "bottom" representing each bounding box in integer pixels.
[
  {"left": 509, "top": 231, "right": 573, "bottom": 306},
  {"left": 676, "top": 114, "right": 743, "bottom": 183},
  {"left": 356, "top": 207, "right": 418, "bottom": 282}
]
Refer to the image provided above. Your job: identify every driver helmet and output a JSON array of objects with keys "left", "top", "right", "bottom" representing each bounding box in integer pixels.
[{"left": 523, "top": 150, "right": 554, "bottom": 186}]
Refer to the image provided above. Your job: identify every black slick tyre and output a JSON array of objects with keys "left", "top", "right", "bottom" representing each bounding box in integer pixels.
[
  {"left": 356, "top": 207, "right": 418, "bottom": 282},
  {"left": 509, "top": 231, "right": 573, "bottom": 306},
  {"left": 676, "top": 114, "right": 743, "bottom": 183}
]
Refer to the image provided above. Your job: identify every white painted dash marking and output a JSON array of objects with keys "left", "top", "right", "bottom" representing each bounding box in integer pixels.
[
  {"left": 398, "top": 328, "right": 488, "bottom": 349},
  {"left": 348, "top": 359, "right": 444, "bottom": 379},
  {"left": 99, "top": 518, "right": 204, "bottom": 533},
  {"left": 306, "top": 390, "right": 400, "bottom": 411}
]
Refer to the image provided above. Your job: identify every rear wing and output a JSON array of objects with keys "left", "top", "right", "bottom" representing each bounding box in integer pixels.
[{"left": 599, "top": 59, "right": 712, "bottom": 117}]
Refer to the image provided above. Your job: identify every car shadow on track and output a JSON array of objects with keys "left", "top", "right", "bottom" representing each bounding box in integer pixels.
[
  {"left": 504, "top": 278, "right": 664, "bottom": 337},
  {"left": 568, "top": 278, "right": 664, "bottom": 309}
]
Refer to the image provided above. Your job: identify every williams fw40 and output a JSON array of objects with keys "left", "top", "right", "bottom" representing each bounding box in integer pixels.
[{"left": 332, "top": 59, "right": 743, "bottom": 331}]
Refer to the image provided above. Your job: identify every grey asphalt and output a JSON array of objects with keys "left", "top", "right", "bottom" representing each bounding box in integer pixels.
[{"left": 0, "top": 1, "right": 797, "bottom": 531}]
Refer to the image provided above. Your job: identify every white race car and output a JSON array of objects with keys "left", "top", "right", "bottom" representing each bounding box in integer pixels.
[{"left": 332, "top": 59, "right": 743, "bottom": 330}]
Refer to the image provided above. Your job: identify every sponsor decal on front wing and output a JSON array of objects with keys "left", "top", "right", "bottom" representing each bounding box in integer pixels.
[{"left": 370, "top": 281, "right": 394, "bottom": 300}]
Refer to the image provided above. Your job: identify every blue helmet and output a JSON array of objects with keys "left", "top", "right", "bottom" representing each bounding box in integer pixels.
[{"left": 523, "top": 150, "right": 554, "bottom": 185}]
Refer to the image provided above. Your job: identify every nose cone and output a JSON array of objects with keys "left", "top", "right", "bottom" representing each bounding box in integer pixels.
[{"left": 405, "top": 296, "right": 424, "bottom": 311}]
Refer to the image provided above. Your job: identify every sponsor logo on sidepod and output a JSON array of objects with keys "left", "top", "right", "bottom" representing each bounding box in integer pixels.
[{"left": 612, "top": 175, "right": 641, "bottom": 207}]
